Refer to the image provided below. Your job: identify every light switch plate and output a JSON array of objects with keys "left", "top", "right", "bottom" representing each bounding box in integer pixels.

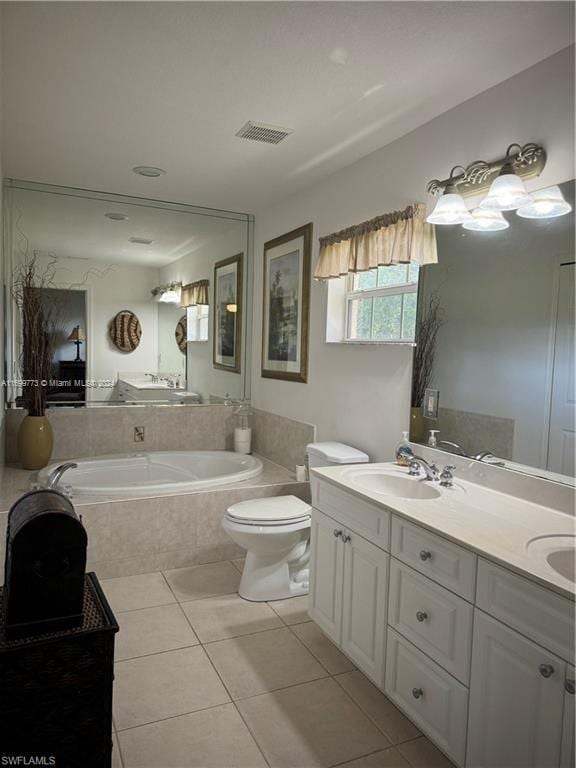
[{"left": 423, "top": 388, "right": 439, "bottom": 419}]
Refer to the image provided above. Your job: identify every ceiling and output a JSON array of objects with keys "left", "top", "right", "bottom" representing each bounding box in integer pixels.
[
  {"left": 10, "top": 186, "right": 245, "bottom": 267},
  {"left": 2, "top": 2, "right": 574, "bottom": 213}
]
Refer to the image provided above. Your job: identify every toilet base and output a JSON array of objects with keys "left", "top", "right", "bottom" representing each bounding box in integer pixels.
[{"left": 238, "top": 544, "right": 310, "bottom": 602}]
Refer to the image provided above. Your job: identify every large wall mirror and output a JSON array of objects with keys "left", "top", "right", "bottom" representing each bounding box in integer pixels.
[
  {"left": 412, "top": 178, "right": 575, "bottom": 486},
  {"left": 4, "top": 180, "right": 253, "bottom": 406}
]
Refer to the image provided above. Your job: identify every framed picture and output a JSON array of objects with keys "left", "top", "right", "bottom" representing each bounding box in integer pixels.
[
  {"left": 213, "top": 253, "right": 243, "bottom": 372},
  {"left": 262, "top": 223, "right": 312, "bottom": 383}
]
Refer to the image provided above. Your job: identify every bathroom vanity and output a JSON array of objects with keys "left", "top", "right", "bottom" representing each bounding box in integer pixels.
[{"left": 308, "top": 463, "right": 575, "bottom": 768}]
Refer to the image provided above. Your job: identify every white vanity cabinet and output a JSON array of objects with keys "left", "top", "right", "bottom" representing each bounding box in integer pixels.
[
  {"left": 309, "top": 507, "right": 389, "bottom": 686},
  {"left": 467, "top": 610, "right": 566, "bottom": 768},
  {"left": 309, "top": 475, "right": 575, "bottom": 768}
]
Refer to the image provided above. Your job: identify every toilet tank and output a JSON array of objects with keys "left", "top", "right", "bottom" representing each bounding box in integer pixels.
[{"left": 306, "top": 442, "right": 369, "bottom": 470}]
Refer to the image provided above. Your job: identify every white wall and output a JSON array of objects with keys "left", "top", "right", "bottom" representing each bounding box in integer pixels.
[
  {"left": 160, "top": 223, "right": 248, "bottom": 402},
  {"left": 251, "top": 46, "right": 575, "bottom": 462}
]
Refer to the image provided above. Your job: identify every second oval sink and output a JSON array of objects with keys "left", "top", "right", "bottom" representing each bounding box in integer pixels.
[{"left": 346, "top": 471, "right": 441, "bottom": 500}]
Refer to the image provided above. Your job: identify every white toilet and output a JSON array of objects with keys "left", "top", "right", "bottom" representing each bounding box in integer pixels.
[{"left": 223, "top": 442, "right": 369, "bottom": 601}]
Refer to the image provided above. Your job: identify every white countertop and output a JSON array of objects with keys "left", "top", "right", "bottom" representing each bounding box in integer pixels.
[{"left": 312, "top": 462, "right": 575, "bottom": 601}]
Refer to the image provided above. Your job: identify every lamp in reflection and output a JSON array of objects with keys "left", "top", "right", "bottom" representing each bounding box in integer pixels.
[
  {"left": 517, "top": 185, "right": 572, "bottom": 219},
  {"left": 151, "top": 282, "right": 182, "bottom": 303},
  {"left": 67, "top": 325, "right": 86, "bottom": 362},
  {"left": 226, "top": 303, "right": 238, "bottom": 313},
  {"left": 462, "top": 208, "right": 509, "bottom": 232}
]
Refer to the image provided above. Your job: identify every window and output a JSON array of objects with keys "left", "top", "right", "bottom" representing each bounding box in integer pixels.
[
  {"left": 345, "top": 263, "right": 419, "bottom": 342},
  {"left": 186, "top": 304, "right": 209, "bottom": 342}
]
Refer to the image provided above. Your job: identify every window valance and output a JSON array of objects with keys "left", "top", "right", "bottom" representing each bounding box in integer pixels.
[
  {"left": 180, "top": 279, "right": 210, "bottom": 307},
  {"left": 314, "top": 203, "right": 437, "bottom": 281}
]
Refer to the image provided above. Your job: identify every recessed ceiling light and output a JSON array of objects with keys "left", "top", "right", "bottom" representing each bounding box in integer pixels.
[
  {"left": 105, "top": 212, "right": 129, "bottom": 221},
  {"left": 132, "top": 166, "right": 166, "bottom": 178},
  {"left": 129, "top": 236, "right": 154, "bottom": 245}
]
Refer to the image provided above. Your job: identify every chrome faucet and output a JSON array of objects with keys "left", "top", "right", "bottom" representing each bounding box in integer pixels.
[
  {"left": 408, "top": 456, "right": 439, "bottom": 481},
  {"left": 46, "top": 462, "right": 78, "bottom": 490},
  {"left": 472, "top": 450, "right": 505, "bottom": 466},
  {"left": 437, "top": 440, "right": 468, "bottom": 457}
]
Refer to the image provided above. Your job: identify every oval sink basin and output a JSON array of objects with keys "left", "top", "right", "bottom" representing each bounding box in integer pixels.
[
  {"left": 346, "top": 471, "right": 441, "bottom": 500},
  {"left": 526, "top": 535, "right": 576, "bottom": 583}
]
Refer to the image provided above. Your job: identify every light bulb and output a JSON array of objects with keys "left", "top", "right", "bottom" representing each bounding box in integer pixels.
[
  {"left": 426, "top": 187, "right": 472, "bottom": 225},
  {"left": 516, "top": 186, "right": 572, "bottom": 219},
  {"left": 479, "top": 165, "right": 531, "bottom": 211},
  {"left": 462, "top": 209, "right": 509, "bottom": 232}
]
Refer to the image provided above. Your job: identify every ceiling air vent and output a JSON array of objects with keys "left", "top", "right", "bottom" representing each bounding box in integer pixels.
[{"left": 235, "top": 121, "right": 293, "bottom": 145}]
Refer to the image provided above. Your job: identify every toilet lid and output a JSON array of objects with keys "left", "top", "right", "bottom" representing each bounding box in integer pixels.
[{"left": 226, "top": 495, "right": 311, "bottom": 524}]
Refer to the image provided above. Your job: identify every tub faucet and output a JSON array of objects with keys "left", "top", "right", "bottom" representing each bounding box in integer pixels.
[
  {"left": 46, "top": 462, "right": 78, "bottom": 490},
  {"left": 408, "top": 457, "right": 439, "bottom": 481}
]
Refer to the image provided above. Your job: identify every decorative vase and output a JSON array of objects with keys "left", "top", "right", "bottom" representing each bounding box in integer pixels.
[
  {"left": 409, "top": 407, "right": 425, "bottom": 443},
  {"left": 17, "top": 415, "right": 54, "bottom": 470}
]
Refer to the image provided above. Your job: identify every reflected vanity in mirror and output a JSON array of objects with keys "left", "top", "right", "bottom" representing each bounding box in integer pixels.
[
  {"left": 4, "top": 180, "right": 252, "bottom": 407},
  {"left": 411, "top": 178, "right": 575, "bottom": 486}
]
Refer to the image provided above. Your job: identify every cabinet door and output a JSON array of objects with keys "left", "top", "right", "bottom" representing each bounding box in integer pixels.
[
  {"left": 560, "top": 666, "right": 575, "bottom": 768},
  {"left": 341, "top": 529, "right": 388, "bottom": 686},
  {"left": 467, "top": 611, "right": 565, "bottom": 768},
  {"left": 308, "top": 509, "right": 344, "bottom": 644}
]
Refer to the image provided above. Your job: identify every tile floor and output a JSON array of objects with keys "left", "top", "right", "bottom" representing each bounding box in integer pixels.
[{"left": 104, "top": 559, "right": 456, "bottom": 768}]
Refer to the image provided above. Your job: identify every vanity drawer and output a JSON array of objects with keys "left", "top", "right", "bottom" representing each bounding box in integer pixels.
[
  {"left": 388, "top": 558, "right": 473, "bottom": 684},
  {"left": 476, "top": 558, "right": 575, "bottom": 662},
  {"left": 313, "top": 479, "right": 390, "bottom": 550},
  {"left": 385, "top": 627, "right": 468, "bottom": 766},
  {"left": 391, "top": 517, "right": 476, "bottom": 601}
]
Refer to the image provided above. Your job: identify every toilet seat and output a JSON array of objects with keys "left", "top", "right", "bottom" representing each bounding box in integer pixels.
[{"left": 225, "top": 495, "right": 311, "bottom": 527}]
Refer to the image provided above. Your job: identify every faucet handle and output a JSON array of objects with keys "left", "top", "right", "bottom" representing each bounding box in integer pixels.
[
  {"left": 408, "top": 460, "right": 420, "bottom": 476},
  {"left": 439, "top": 464, "right": 456, "bottom": 487}
]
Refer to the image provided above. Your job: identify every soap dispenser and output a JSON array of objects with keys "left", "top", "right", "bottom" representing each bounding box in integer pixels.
[
  {"left": 395, "top": 431, "right": 414, "bottom": 466},
  {"left": 428, "top": 430, "right": 440, "bottom": 448}
]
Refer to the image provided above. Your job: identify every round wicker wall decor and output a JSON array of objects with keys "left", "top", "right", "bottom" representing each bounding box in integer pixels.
[
  {"left": 109, "top": 310, "right": 142, "bottom": 353},
  {"left": 175, "top": 315, "right": 187, "bottom": 354}
]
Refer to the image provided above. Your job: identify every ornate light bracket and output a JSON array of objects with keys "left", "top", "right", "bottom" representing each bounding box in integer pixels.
[{"left": 426, "top": 143, "right": 546, "bottom": 198}]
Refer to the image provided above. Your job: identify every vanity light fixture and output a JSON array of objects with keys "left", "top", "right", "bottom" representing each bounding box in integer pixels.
[
  {"left": 516, "top": 185, "right": 572, "bottom": 219},
  {"left": 132, "top": 166, "right": 167, "bottom": 178},
  {"left": 426, "top": 143, "right": 546, "bottom": 210},
  {"left": 462, "top": 208, "right": 509, "bottom": 232},
  {"left": 151, "top": 282, "right": 182, "bottom": 304},
  {"left": 426, "top": 173, "right": 472, "bottom": 225}
]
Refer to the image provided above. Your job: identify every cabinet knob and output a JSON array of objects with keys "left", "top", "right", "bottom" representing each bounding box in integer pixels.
[
  {"left": 419, "top": 550, "right": 432, "bottom": 561},
  {"left": 539, "top": 664, "right": 555, "bottom": 678},
  {"left": 333, "top": 529, "right": 343, "bottom": 538},
  {"left": 342, "top": 534, "right": 352, "bottom": 544},
  {"left": 416, "top": 611, "right": 428, "bottom": 622},
  {"left": 565, "top": 679, "right": 575, "bottom": 695},
  {"left": 412, "top": 687, "right": 424, "bottom": 699}
]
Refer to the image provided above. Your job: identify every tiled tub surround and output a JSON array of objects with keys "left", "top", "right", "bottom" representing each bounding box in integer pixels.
[
  {"left": 251, "top": 408, "right": 316, "bottom": 470},
  {"left": 4, "top": 404, "right": 316, "bottom": 468},
  {"left": 106, "top": 559, "right": 454, "bottom": 768},
  {"left": 0, "top": 457, "right": 309, "bottom": 581}
]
